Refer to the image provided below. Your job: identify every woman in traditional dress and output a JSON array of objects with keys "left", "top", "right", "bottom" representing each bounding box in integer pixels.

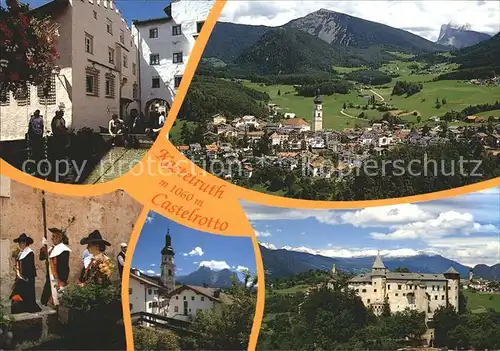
[
  {"left": 79, "top": 230, "right": 114, "bottom": 286},
  {"left": 10, "top": 233, "right": 42, "bottom": 314},
  {"left": 40, "top": 228, "right": 71, "bottom": 307}
]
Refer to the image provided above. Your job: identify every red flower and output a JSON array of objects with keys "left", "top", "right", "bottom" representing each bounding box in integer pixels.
[
  {"left": 19, "top": 14, "right": 30, "bottom": 28},
  {"left": 12, "top": 294, "right": 23, "bottom": 302}
]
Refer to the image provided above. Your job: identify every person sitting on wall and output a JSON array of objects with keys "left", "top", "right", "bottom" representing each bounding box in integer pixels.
[
  {"left": 40, "top": 228, "right": 71, "bottom": 307},
  {"left": 10, "top": 233, "right": 42, "bottom": 314},
  {"left": 79, "top": 230, "right": 113, "bottom": 286},
  {"left": 51, "top": 110, "right": 71, "bottom": 155},
  {"left": 108, "top": 114, "right": 125, "bottom": 146}
]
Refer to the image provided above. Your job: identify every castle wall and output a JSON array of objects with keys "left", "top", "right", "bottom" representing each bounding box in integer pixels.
[{"left": 0, "top": 176, "right": 143, "bottom": 301}]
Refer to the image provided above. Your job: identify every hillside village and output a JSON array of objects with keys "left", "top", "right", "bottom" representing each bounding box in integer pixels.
[{"left": 176, "top": 93, "right": 500, "bottom": 183}]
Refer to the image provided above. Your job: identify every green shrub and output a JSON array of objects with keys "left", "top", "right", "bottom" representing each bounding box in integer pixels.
[
  {"left": 133, "top": 327, "right": 181, "bottom": 350},
  {"left": 59, "top": 283, "right": 121, "bottom": 312}
]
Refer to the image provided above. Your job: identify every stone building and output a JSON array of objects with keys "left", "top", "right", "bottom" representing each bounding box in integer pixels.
[
  {"left": 132, "top": 0, "right": 214, "bottom": 114},
  {"left": 160, "top": 230, "right": 176, "bottom": 292},
  {"left": 0, "top": 175, "right": 143, "bottom": 301},
  {"left": 348, "top": 253, "right": 460, "bottom": 320},
  {"left": 0, "top": 0, "right": 140, "bottom": 142}
]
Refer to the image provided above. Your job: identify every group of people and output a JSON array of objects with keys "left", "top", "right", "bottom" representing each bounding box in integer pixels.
[
  {"left": 9, "top": 229, "right": 127, "bottom": 314},
  {"left": 108, "top": 110, "right": 166, "bottom": 146},
  {"left": 26, "top": 109, "right": 70, "bottom": 161}
]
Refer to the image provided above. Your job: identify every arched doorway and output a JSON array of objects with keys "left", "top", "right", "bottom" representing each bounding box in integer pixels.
[{"left": 144, "top": 98, "right": 170, "bottom": 129}]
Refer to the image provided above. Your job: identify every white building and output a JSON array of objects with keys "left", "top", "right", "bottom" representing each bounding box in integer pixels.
[
  {"left": 1, "top": 0, "right": 139, "bottom": 141},
  {"left": 348, "top": 254, "right": 460, "bottom": 320},
  {"left": 129, "top": 269, "right": 169, "bottom": 315},
  {"left": 132, "top": 0, "right": 213, "bottom": 115},
  {"left": 166, "top": 284, "right": 231, "bottom": 322}
]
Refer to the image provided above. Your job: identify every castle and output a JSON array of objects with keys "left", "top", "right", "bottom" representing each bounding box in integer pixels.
[{"left": 348, "top": 253, "right": 460, "bottom": 320}]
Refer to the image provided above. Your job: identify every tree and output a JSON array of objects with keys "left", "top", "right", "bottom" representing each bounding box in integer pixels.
[
  {"left": 442, "top": 98, "right": 447, "bottom": 105},
  {"left": 433, "top": 306, "right": 460, "bottom": 348},
  {"left": 189, "top": 273, "right": 257, "bottom": 350},
  {"left": 343, "top": 102, "right": 347, "bottom": 109},
  {"left": 0, "top": 0, "right": 60, "bottom": 93},
  {"left": 381, "top": 296, "right": 391, "bottom": 317},
  {"left": 417, "top": 116, "right": 421, "bottom": 123},
  {"left": 394, "top": 267, "right": 410, "bottom": 273},
  {"left": 277, "top": 89, "right": 281, "bottom": 96},
  {"left": 133, "top": 327, "right": 181, "bottom": 351}
]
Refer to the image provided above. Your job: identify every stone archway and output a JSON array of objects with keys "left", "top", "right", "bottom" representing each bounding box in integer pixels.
[{"left": 144, "top": 98, "right": 170, "bottom": 129}]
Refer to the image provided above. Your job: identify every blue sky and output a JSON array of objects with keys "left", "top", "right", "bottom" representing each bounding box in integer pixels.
[
  {"left": 132, "top": 211, "right": 256, "bottom": 278},
  {"left": 7, "top": 0, "right": 173, "bottom": 25},
  {"left": 242, "top": 187, "right": 500, "bottom": 267}
]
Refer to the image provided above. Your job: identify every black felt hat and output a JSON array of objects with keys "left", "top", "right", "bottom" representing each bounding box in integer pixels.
[
  {"left": 80, "top": 230, "right": 111, "bottom": 246},
  {"left": 48, "top": 227, "right": 69, "bottom": 243},
  {"left": 13, "top": 233, "right": 34, "bottom": 245}
]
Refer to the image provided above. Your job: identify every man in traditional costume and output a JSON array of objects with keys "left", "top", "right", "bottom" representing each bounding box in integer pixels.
[
  {"left": 117, "top": 243, "right": 127, "bottom": 279},
  {"left": 10, "top": 233, "right": 42, "bottom": 314},
  {"left": 79, "top": 230, "right": 113, "bottom": 286},
  {"left": 40, "top": 228, "right": 71, "bottom": 307},
  {"left": 78, "top": 249, "right": 93, "bottom": 283}
]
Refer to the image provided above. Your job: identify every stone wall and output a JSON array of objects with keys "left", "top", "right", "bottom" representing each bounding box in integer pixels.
[{"left": 0, "top": 176, "right": 143, "bottom": 302}]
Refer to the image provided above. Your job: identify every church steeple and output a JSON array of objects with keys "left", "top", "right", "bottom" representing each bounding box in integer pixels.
[
  {"left": 160, "top": 227, "right": 175, "bottom": 292},
  {"left": 312, "top": 89, "right": 323, "bottom": 132}
]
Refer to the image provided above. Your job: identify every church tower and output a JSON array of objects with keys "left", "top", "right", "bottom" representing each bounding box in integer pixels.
[
  {"left": 160, "top": 229, "right": 175, "bottom": 292},
  {"left": 312, "top": 93, "right": 323, "bottom": 132},
  {"left": 371, "top": 252, "right": 387, "bottom": 313}
]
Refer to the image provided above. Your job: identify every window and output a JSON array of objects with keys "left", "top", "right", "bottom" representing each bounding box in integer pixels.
[
  {"left": 197, "top": 21, "right": 204, "bottom": 33},
  {"left": 85, "top": 66, "right": 99, "bottom": 96},
  {"left": 191, "top": 296, "right": 195, "bottom": 301},
  {"left": 93, "top": 10, "right": 97, "bottom": 19},
  {"left": 108, "top": 47, "right": 115, "bottom": 64},
  {"left": 175, "top": 296, "right": 179, "bottom": 300},
  {"left": 150, "top": 54, "right": 160, "bottom": 65},
  {"left": 129, "top": 288, "right": 132, "bottom": 294},
  {"left": 362, "top": 289, "right": 366, "bottom": 293},
  {"left": 154, "top": 290, "right": 158, "bottom": 295},
  {"left": 123, "top": 53, "right": 128, "bottom": 68},
  {"left": 37, "top": 75, "right": 56, "bottom": 105},
  {"left": 149, "top": 27, "right": 158, "bottom": 38},
  {"left": 436, "top": 286, "right": 439, "bottom": 291},
  {"left": 174, "top": 75, "right": 182, "bottom": 88},
  {"left": 367, "top": 299, "right": 370, "bottom": 304},
  {"left": 174, "top": 306, "right": 178, "bottom": 312},
  {"left": 395, "top": 293, "right": 399, "bottom": 296},
  {"left": 120, "top": 29, "right": 124, "bottom": 44},
  {"left": 173, "top": 52, "right": 183, "bottom": 63},
  {"left": 148, "top": 302, "right": 152, "bottom": 308},
  {"left": 106, "top": 18, "right": 113, "bottom": 34},
  {"left": 448, "top": 286, "right": 451, "bottom": 290},
  {"left": 152, "top": 77, "right": 160, "bottom": 88},
  {"left": 201, "top": 296, "right": 205, "bottom": 301},
  {"left": 398, "top": 285, "right": 402, "bottom": 290},
  {"left": 168, "top": 269, "right": 172, "bottom": 276},
  {"left": 105, "top": 73, "right": 115, "bottom": 98},
  {"left": 85, "top": 32, "right": 94, "bottom": 54},
  {"left": 387, "top": 285, "right": 391, "bottom": 290},
  {"left": 0, "top": 89, "right": 10, "bottom": 106},
  {"left": 374, "top": 289, "right": 377, "bottom": 292},
  {"left": 132, "top": 83, "right": 138, "bottom": 99},
  {"left": 130, "top": 303, "right": 133, "bottom": 311},
  {"left": 442, "top": 295, "right": 445, "bottom": 300},
  {"left": 14, "top": 86, "right": 30, "bottom": 106},
  {"left": 183, "top": 296, "right": 186, "bottom": 300},
  {"left": 132, "top": 63, "right": 136, "bottom": 75},
  {"left": 434, "top": 295, "right": 438, "bottom": 300},
  {"left": 148, "top": 289, "right": 152, "bottom": 295},
  {"left": 432, "top": 285, "right": 435, "bottom": 291},
  {"left": 172, "top": 24, "right": 181, "bottom": 36}
]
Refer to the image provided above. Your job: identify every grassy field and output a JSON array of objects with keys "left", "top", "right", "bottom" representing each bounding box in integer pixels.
[
  {"left": 477, "top": 109, "right": 500, "bottom": 118},
  {"left": 464, "top": 290, "right": 500, "bottom": 313},
  {"left": 268, "top": 284, "right": 311, "bottom": 295},
  {"left": 244, "top": 57, "right": 500, "bottom": 130}
]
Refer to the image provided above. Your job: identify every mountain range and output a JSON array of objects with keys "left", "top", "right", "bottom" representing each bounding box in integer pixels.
[
  {"left": 202, "top": 9, "right": 494, "bottom": 74},
  {"left": 259, "top": 244, "right": 499, "bottom": 280},
  {"left": 176, "top": 266, "right": 242, "bottom": 288},
  {"left": 436, "top": 23, "right": 492, "bottom": 49}
]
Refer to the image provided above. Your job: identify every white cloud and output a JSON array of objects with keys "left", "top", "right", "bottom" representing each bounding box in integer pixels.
[
  {"left": 426, "top": 237, "right": 500, "bottom": 266},
  {"left": 370, "top": 211, "right": 498, "bottom": 241},
  {"left": 155, "top": 273, "right": 160, "bottom": 277},
  {"left": 255, "top": 230, "right": 272, "bottom": 237},
  {"left": 150, "top": 264, "right": 156, "bottom": 267},
  {"left": 341, "top": 204, "right": 433, "bottom": 228},
  {"left": 183, "top": 246, "right": 204, "bottom": 257},
  {"left": 220, "top": 1, "right": 500, "bottom": 41},
  {"left": 145, "top": 213, "right": 155, "bottom": 223},
  {"left": 236, "top": 265, "right": 250, "bottom": 272},
  {"left": 146, "top": 269, "right": 155, "bottom": 275},
  {"left": 199, "top": 260, "right": 230, "bottom": 270}
]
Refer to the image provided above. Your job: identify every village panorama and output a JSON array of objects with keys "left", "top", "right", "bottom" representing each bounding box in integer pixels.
[{"left": 171, "top": 8, "right": 500, "bottom": 201}]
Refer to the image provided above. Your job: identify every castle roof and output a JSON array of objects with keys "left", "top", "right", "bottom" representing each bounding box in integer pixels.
[
  {"left": 444, "top": 266, "right": 459, "bottom": 274},
  {"left": 372, "top": 253, "right": 386, "bottom": 269},
  {"left": 350, "top": 272, "right": 448, "bottom": 283}
]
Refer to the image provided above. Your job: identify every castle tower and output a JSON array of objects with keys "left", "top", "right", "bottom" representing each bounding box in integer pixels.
[
  {"left": 160, "top": 229, "right": 175, "bottom": 292},
  {"left": 331, "top": 264, "right": 337, "bottom": 275},
  {"left": 444, "top": 266, "right": 460, "bottom": 311},
  {"left": 371, "top": 252, "right": 387, "bottom": 312},
  {"left": 468, "top": 269, "right": 474, "bottom": 281},
  {"left": 312, "top": 94, "right": 323, "bottom": 132}
]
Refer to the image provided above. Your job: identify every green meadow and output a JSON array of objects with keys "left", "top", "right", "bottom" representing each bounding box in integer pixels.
[
  {"left": 243, "top": 58, "right": 500, "bottom": 129},
  {"left": 464, "top": 290, "right": 500, "bottom": 313}
]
